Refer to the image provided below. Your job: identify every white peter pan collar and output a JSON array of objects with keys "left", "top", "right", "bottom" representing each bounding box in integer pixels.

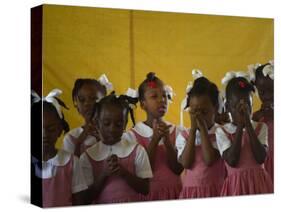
[
  {"left": 223, "top": 121, "right": 258, "bottom": 134},
  {"left": 133, "top": 121, "right": 176, "bottom": 138},
  {"left": 86, "top": 133, "right": 138, "bottom": 161},
  {"left": 32, "top": 150, "right": 71, "bottom": 179}
]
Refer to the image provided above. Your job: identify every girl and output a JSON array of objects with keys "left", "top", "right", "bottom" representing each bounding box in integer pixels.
[
  {"left": 80, "top": 92, "right": 153, "bottom": 204},
  {"left": 176, "top": 70, "right": 226, "bottom": 198},
  {"left": 216, "top": 72, "right": 273, "bottom": 196},
  {"left": 62, "top": 74, "right": 112, "bottom": 156},
  {"left": 129, "top": 72, "right": 183, "bottom": 201},
  {"left": 249, "top": 61, "right": 274, "bottom": 183},
  {"left": 31, "top": 89, "right": 88, "bottom": 207}
]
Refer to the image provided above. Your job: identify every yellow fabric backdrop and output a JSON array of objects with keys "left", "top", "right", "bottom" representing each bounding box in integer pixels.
[{"left": 42, "top": 5, "right": 273, "bottom": 148}]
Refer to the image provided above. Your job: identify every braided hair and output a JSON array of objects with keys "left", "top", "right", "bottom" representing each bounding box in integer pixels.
[{"left": 93, "top": 91, "right": 138, "bottom": 126}]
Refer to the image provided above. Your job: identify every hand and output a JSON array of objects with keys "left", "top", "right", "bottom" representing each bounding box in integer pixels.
[
  {"left": 189, "top": 109, "right": 198, "bottom": 130},
  {"left": 84, "top": 121, "right": 99, "bottom": 138},
  {"left": 195, "top": 112, "right": 208, "bottom": 131},
  {"left": 152, "top": 119, "right": 171, "bottom": 141},
  {"left": 106, "top": 155, "right": 126, "bottom": 177}
]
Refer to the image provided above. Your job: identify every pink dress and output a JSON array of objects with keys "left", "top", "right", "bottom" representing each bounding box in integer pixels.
[
  {"left": 85, "top": 145, "right": 141, "bottom": 204},
  {"left": 131, "top": 125, "right": 182, "bottom": 201},
  {"left": 179, "top": 129, "right": 226, "bottom": 198},
  {"left": 42, "top": 156, "right": 73, "bottom": 207},
  {"left": 257, "top": 116, "right": 274, "bottom": 184},
  {"left": 220, "top": 123, "right": 273, "bottom": 196}
]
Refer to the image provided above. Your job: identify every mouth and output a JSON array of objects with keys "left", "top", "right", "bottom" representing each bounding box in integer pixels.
[{"left": 158, "top": 105, "right": 167, "bottom": 114}]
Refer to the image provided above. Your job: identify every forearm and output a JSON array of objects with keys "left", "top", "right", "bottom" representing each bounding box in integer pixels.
[
  {"left": 122, "top": 170, "right": 149, "bottom": 195},
  {"left": 224, "top": 125, "right": 243, "bottom": 167},
  {"left": 245, "top": 121, "right": 267, "bottom": 164},
  {"left": 73, "top": 133, "right": 88, "bottom": 157},
  {"left": 200, "top": 129, "right": 219, "bottom": 166},
  {"left": 146, "top": 138, "right": 160, "bottom": 169},
  {"left": 163, "top": 138, "right": 184, "bottom": 175},
  {"left": 180, "top": 129, "right": 196, "bottom": 169}
]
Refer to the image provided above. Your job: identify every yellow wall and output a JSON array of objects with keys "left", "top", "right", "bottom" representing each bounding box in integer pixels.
[{"left": 42, "top": 5, "right": 273, "bottom": 147}]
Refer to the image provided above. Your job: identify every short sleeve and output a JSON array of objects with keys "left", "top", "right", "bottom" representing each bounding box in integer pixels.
[
  {"left": 134, "top": 145, "right": 153, "bottom": 179},
  {"left": 79, "top": 153, "right": 94, "bottom": 187},
  {"left": 72, "top": 156, "right": 88, "bottom": 193},
  {"left": 62, "top": 134, "right": 75, "bottom": 154},
  {"left": 257, "top": 123, "right": 268, "bottom": 146},
  {"left": 215, "top": 127, "right": 232, "bottom": 156},
  {"left": 175, "top": 133, "right": 187, "bottom": 159}
]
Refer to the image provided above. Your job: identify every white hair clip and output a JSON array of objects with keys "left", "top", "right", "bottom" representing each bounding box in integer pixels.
[
  {"left": 126, "top": 88, "right": 139, "bottom": 98},
  {"left": 43, "top": 89, "right": 64, "bottom": 119},
  {"left": 164, "top": 85, "right": 175, "bottom": 104},
  {"left": 98, "top": 74, "right": 113, "bottom": 92}
]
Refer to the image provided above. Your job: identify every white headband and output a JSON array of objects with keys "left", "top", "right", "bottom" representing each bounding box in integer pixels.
[
  {"left": 32, "top": 89, "right": 66, "bottom": 119},
  {"left": 98, "top": 74, "right": 113, "bottom": 92}
]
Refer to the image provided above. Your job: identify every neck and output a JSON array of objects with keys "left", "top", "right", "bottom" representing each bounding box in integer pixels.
[
  {"left": 144, "top": 115, "right": 163, "bottom": 128},
  {"left": 43, "top": 148, "right": 57, "bottom": 161}
]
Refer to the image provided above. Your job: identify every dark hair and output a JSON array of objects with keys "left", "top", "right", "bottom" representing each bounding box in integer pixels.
[
  {"left": 32, "top": 98, "right": 70, "bottom": 134},
  {"left": 253, "top": 63, "right": 271, "bottom": 83},
  {"left": 225, "top": 77, "right": 255, "bottom": 102},
  {"left": 138, "top": 72, "right": 165, "bottom": 101},
  {"left": 93, "top": 91, "right": 138, "bottom": 126},
  {"left": 185, "top": 77, "right": 219, "bottom": 109},
  {"left": 72, "top": 79, "right": 107, "bottom": 104}
]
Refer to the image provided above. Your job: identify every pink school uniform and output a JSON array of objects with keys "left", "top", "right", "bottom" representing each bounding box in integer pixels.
[
  {"left": 254, "top": 114, "right": 274, "bottom": 183},
  {"left": 32, "top": 150, "right": 88, "bottom": 207},
  {"left": 176, "top": 124, "right": 226, "bottom": 198},
  {"left": 62, "top": 127, "right": 98, "bottom": 154},
  {"left": 216, "top": 121, "right": 273, "bottom": 196},
  {"left": 80, "top": 133, "right": 153, "bottom": 204},
  {"left": 129, "top": 121, "right": 182, "bottom": 201}
]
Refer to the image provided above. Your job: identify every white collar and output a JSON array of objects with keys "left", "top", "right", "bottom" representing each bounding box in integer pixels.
[
  {"left": 223, "top": 121, "right": 258, "bottom": 134},
  {"left": 32, "top": 150, "right": 71, "bottom": 179},
  {"left": 133, "top": 121, "right": 175, "bottom": 138},
  {"left": 42, "top": 150, "right": 71, "bottom": 166},
  {"left": 86, "top": 133, "right": 138, "bottom": 161}
]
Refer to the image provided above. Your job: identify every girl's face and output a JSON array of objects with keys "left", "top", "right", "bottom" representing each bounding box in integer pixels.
[
  {"left": 96, "top": 105, "right": 127, "bottom": 145},
  {"left": 227, "top": 92, "right": 252, "bottom": 124},
  {"left": 189, "top": 95, "right": 216, "bottom": 128},
  {"left": 255, "top": 76, "right": 273, "bottom": 105},
  {"left": 43, "top": 109, "right": 63, "bottom": 154},
  {"left": 75, "top": 83, "right": 101, "bottom": 122},
  {"left": 140, "top": 85, "right": 168, "bottom": 119}
]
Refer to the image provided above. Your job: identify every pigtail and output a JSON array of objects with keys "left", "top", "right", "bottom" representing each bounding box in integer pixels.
[{"left": 119, "top": 94, "right": 138, "bottom": 126}]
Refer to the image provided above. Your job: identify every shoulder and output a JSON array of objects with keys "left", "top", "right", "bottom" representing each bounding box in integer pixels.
[{"left": 64, "top": 127, "right": 83, "bottom": 138}]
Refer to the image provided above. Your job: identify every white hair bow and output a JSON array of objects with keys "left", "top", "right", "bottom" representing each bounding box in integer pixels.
[
  {"left": 262, "top": 60, "right": 274, "bottom": 80},
  {"left": 221, "top": 71, "right": 250, "bottom": 87},
  {"left": 98, "top": 74, "right": 113, "bottom": 92},
  {"left": 31, "top": 90, "right": 41, "bottom": 104},
  {"left": 126, "top": 88, "right": 139, "bottom": 98},
  {"left": 247, "top": 63, "right": 261, "bottom": 82},
  {"left": 43, "top": 89, "right": 64, "bottom": 119},
  {"left": 164, "top": 85, "right": 175, "bottom": 104}
]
